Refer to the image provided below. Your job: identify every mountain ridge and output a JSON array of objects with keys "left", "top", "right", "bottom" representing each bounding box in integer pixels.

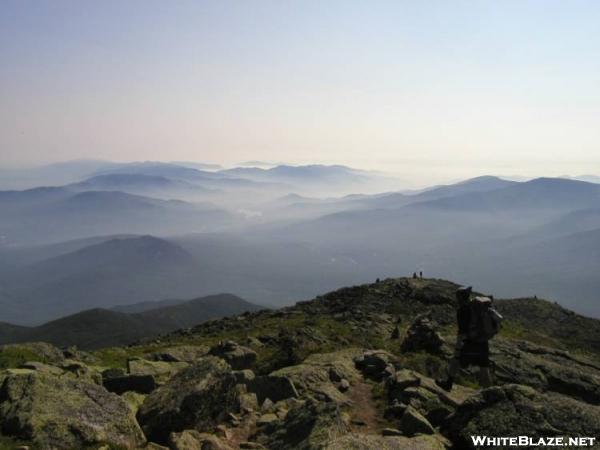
[{"left": 0, "top": 293, "right": 262, "bottom": 349}]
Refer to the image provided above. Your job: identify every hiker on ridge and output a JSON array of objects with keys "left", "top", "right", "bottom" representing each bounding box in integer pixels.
[{"left": 436, "top": 286, "right": 503, "bottom": 391}]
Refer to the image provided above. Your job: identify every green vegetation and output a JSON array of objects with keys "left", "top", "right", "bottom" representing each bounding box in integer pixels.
[
  {"left": 1, "top": 277, "right": 600, "bottom": 449},
  {"left": 0, "top": 346, "right": 45, "bottom": 369}
]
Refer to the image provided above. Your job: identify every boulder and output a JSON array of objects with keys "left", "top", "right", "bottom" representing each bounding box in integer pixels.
[
  {"left": 400, "top": 314, "right": 446, "bottom": 355},
  {"left": 59, "top": 359, "right": 100, "bottom": 383},
  {"left": 127, "top": 358, "right": 188, "bottom": 384},
  {"left": 238, "top": 391, "right": 259, "bottom": 412},
  {"left": 258, "top": 399, "right": 348, "bottom": 450},
  {"left": 209, "top": 340, "right": 257, "bottom": 370},
  {"left": 248, "top": 374, "right": 299, "bottom": 403},
  {"left": 492, "top": 339, "right": 600, "bottom": 405},
  {"left": 354, "top": 350, "right": 399, "bottom": 380},
  {"left": 150, "top": 345, "right": 209, "bottom": 363},
  {"left": 257, "top": 413, "right": 279, "bottom": 426},
  {"left": 168, "top": 430, "right": 234, "bottom": 450},
  {"left": 260, "top": 397, "right": 275, "bottom": 413},
  {"left": 386, "top": 368, "right": 474, "bottom": 421},
  {"left": 268, "top": 349, "right": 361, "bottom": 404},
  {"left": 338, "top": 379, "right": 350, "bottom": 392},
  {"left": 384, "top": 401, "right": 407, "bottom": 419},
  {"left": 233, "top": 368, "right": 255, "bottom": 382},
  {"left": 121, "top": 391, "right": 146, "bottom": 414},
  {"left": 443, "top": 384, "right": 600, "bottom": 449},
  {"left": 0, "top": 371, "right": 145, "bottom": 449},
  {"left": 399, "top": 406, "right": 435, "bottom": 436},
  {"left": 137, "top": 357, "right": 239, "bottom": 444}
]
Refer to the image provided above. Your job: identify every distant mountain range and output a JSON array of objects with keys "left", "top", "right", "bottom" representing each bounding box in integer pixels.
[
  {"left": 0, "top": 293, "right": 261, "bottom": 349},
  {"left": 0, "top": 236, "right": 204, "bottom": 324},
  {"left": 2, "top": 165, "right": 600, "bottom": 318},
  {"left": 220, "top": 164, "right": 401, "bottom": 196},
  {"left": 0, "top": 187, "right": 232, "bottom": 245}
]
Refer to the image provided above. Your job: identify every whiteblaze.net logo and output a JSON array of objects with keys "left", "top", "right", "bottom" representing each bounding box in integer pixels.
[{"left": 471, "top": 436, "right": 597, "bottom": 447}]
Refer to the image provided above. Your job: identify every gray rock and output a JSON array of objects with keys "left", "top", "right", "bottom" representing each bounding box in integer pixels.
[
  {"left": 233, "top": 369, "right": 256, "bottom": 384},
  {"left": 261, "top": 397, "right": 275, "bottom": 413},
  {"left": 257, "top": 413, "right": 279, "bottom": 426},
  {"left": 128, "top": 358, "right": 189, "bottom": 384},
  {"left": 151, "top": 345, "right": 209, "bottom": 363},
  {"left": 443, "top": 384, "right": 600, "bottom": 449},
  {"left": 137, "top": 357, "right": 239, "bottom": 444},
  {"left": 269, "top": 349, "right": 361, "bottom": 404},
  {"left": 354, "top": 350, "right": 399, "bottom": 380},
  {"left": 492, "top": 339, "right": 600, "bottom": 405},
  {"left": 258, "top": 399, "right": 348, "bottom": 449},
  {"left": 386, "top": 368, "right": 474, "bottom": 420},
  {"left": 338, "top": 379, "right": 350, "bottom": 392},
  {"left": 248, "top": 374, "right": 299, "bottom": 403},
  {"left": 0, "top": 371, "right": 145, "bottom": 449},
  {"left": 384, "top": 402, "right": 407, "bottom": 419},
  {"left": 399, "top": 406, "right": 435, "bottom": 436},
  {"left": 209, "top": 340, "right": 257, "bottom": 370}
]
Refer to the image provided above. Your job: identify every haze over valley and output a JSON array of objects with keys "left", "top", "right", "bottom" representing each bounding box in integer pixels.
[{"left": 1, "top": 160, "right": 599, "bottom": 327}]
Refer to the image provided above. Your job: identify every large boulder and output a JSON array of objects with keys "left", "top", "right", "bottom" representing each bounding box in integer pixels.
[
  {"left": 267, "top": 349, "right": 361, "bottom": 403},
  {"left": 247, "top": 374, "right": 299, "bottom": 403},
  {"left": 127, "top": 357, "right": 189, "bottom": 384},
  {"left": 354, "top": 350, "right": 399, "bottom": 380},
  {"left": 398, "top": 406, "right": 435, "bottom": 436},
  {"left": 442, "top": 384, "right": 600, "bottom": 449},
  {"left": 385, "top": 369, "right": 474, "bottom": 425},
  {"left": 137, "top": 356, "right": 239, "bottom": 444},
  {"left": 209, "top": 340, "right": 257, "bottom": 370},
  {"left": 492, "top": 339, "right": 600, "bottom": 405},
  {"left": 258, "top": 399, "right": 348, "bottom": 450},
  {"left": 0, "top": 371, "right": 145, "bottom": 449}
]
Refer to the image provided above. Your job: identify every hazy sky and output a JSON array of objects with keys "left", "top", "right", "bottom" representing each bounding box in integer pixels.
[{"left": 1, "top": 0, "right": 600, "bottom": 183}]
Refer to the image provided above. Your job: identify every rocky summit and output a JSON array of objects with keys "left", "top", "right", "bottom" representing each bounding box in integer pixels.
[{"left": 0, "top": 277, "right": 599, "bottom": 449}]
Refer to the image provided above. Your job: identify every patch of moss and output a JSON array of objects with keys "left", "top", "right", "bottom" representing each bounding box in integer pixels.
[
  {"left": 0, "top": 347, "right": 46, "bottom": 369},
  {"left": 93, "top": 347, "right": 130, "bottom": 369}
]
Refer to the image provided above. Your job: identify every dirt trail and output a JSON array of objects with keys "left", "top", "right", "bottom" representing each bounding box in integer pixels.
[{"left": 346, "top": 378, "right": 390, "bottom": 433}]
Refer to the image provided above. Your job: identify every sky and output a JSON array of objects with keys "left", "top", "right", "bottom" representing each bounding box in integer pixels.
[{"left": 1, "top": 0, "right": 600, "bottom": 185}]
